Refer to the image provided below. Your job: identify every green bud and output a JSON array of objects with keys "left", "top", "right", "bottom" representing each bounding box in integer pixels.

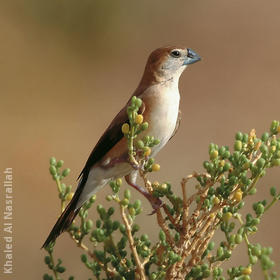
[
  {"left": 124, "top": 189, "right": 131, "bottom": 200},
  {"left": 266, "top": 247, "right": 273, "bottom": 255},
  {"left": 56, "top": 160, "right": 64, "bottom": 168},
  {"left": 128, "top": 207, "right": 136, "bottom": 216},
  {"left": 56, "top": 266, "right": 65, "bottom": 273},
  {"left": 107, "top": 207, "right": 115, "bottom": 216},
  {"left": 86, "top": 219, "right": 93, "bottom": 230},
  {"left": 119, "top": 224, "right": 126, "bottom": 234},
  {"left": 270, "top": 186, "right": 277, "bottom": 196},
  {"left": 96, "top": 219, "right": 101, "bottom": 228},
  {"left": 224, "top": 250, "right": 232, "bottom": 258},
  {"left": 234, "top": 140, "right": 242, "bottom": 151},
  {"left": 223, "top": 150, "right": 231, "bottom": 159},
  {"left": 229, "top": 234, "right": 236, "bottom": 244},
  {"left": 174, "top": 232, "right": 180, "bottom": 242},
  {"left": 97, "top": 204, "right": 104, "bottom": 213},
  {"left": 237, "top": 201, "right": 245, "bottom": 209},
  {"left": 131, "top": 96, "right": 137, "bottom": 104},
  {"left": 43, "top": 274, "right": 51, "bottom": 280},
  {"left": 135, "top": 97, "right": 142, "bottom": 108},
  {"left": 116, "top": 178, "right": 122, "bottom": 187},
  {"left": 137, "top": 140, "right": 145, "bottom": 149},
  {"left": 210, "top": 150, "right": 219, "bottom": 160},
  {"left": 131, "top": 224, "right": 140, "bottom": 233},
  {"left": 248, "top": 188, "right": 257, "bottom": 195},
  {"left": 209, "top": 143, "right": 215, "bottom": 153},
  {"left": 109, "top": 181, "right": 117, "bottom": 192},
  {"left": 252, "top": 246, "right": 261, "bottom": 256},
  {"left": 49, "top": 165, "right": 57, "bottom": 176},
  {"left": 203, "top": 161, "right": 210, "bottom": 170},
  {"left": 217, "top": 247, "right": 224, "bottom": 258},
  {"left": 218, "top": 146, "right": 226, "bottom": 156},
  {"left": 208, "top": 241, "right": 215, "bottom": 250},
  {"left": 242, "top": 133, "right": 249, "bottom": 143},
  {"left": 134, "top": 199, "right": 141, "bottom": 210},
  {"left": 252, "top": 218, "right": 260, "bottom": 225},
  {"left": 89, "top": 195, "right": 96, "bottom": 203},
  {"left": 50, "top": 157, "right": 56, "bottom": 165},
  {"left": 62, "top": 168, "right": 70, "bottom": 177},
  {"left": 222, "top": 212, "right": 232, "bottom": 223},
  {"left": 121, "top": 198, "right": 129, "bottom": 206},
  {"left": 106, "top": 195, "right": 113, "bottom": 201},
  {"left": 256, "top": 158, "right": 265, "bottom": 169},
  {"left": 112, "top": 221, "right": 120, "bottom": 231},
  {"left": 270, "top": 120, "right": 279, "bottom": 134},
  {"left": 249, "top": 255, "right": 258, "bottom": 264},
  {"left": 235, "top": 132, "right": 243, "bottom": 141},
  {"left": 81, "top": 254, "right": 87, "bottom": 263},
  {"left": 235, "top": 234, "right": 243, "bottom": 244},
  {"left": 159, "top": 230, "right": 166, "bottom": 242},
  {"left": 256, "top": 203, "right": 265, "bottom": 215},
  {"left": 44, "top": 256, "right": 51, "bottom": 264},
  {"left": 261, "top": 132, "right": 269, "bottom": 142},
  {"left": 203, "top": 269, "right": 211, "bottom": 277},
  {"left": 260, "top": 144, "right": 268, "bottom": 154},
  {"left": 141, "top": 122, "right": 149, "bottom": 131},
  {"left": 153, "top": 139, "right": 160, "bottom": 145},
  {"left": 223, "top": 162, "right": 231, "bottom": 171}
]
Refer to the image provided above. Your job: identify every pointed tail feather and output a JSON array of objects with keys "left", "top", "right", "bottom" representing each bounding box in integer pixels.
[
  {"left": 42, "top": 175, "right": 88, "bottom": 249},
  {"left": 42, "top": 198, "right": 81, "bottom": 248}
]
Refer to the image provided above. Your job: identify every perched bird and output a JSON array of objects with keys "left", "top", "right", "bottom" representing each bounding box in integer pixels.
[{"left": 43, "top": 46, "right": 201, "bottom": 248}]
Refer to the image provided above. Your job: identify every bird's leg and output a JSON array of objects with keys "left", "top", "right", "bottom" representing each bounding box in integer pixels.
[{"left": 125, "top": 175, "right": 163, "bottom": 214}]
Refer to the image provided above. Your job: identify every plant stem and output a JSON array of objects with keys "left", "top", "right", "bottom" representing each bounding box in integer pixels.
[
  {"left": 264, "top": 196, "right": 279, "bottom": 213},
  {"left": 120, "top": 205, "right": 146, "bottom": 280},
  {"left": 48, "top": 249, "right": 61, "bottom": 280}
]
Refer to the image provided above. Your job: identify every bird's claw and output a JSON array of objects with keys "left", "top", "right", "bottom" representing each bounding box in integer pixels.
[{"left": 148, "top": 198, "right": 164, "bottom": 215}]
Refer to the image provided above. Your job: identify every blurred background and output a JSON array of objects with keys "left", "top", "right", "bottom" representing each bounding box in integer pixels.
[{"left": 1, "top": 0, "right": 280, "bottom": 279}]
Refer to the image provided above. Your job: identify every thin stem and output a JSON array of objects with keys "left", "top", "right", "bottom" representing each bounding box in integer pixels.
[
  {"left": 120, "top": 205, "right": 146, "bottom": 280},
  {"left": 55, "top": 177, "right": 66, "bottom": 212},
  {"left": 245, "top": 173, "right": 261, "bottom": 196},
  {"left": 264, "top": 196, "right": 279, "bottom": 213},
  {"left": 47, "top": 249, "right": 61, "bottom": 280},
  {"left": 236, "top": 214, "right": 250, "bottom": 246}
]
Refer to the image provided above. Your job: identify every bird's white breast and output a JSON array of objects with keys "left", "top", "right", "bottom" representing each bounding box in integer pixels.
[{"left": 145, "top": 82, "right": 180, "bottom": 154}]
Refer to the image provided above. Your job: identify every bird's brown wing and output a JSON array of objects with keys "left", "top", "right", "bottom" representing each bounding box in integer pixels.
[
  {"left": 78, "top": 98, "right": 146, "bottom": 180},
  {"left": 78, "top": 106, "right": 127, "bottom": 180},
  {"left": 169, "top": 109, "right": 181, "bottom": 140}
]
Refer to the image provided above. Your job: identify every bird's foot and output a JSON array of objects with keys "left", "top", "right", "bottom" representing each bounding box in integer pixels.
[
  {"left": 125, "top": 175, "right": 164, "bottom": 215},
  {"left": 147, "top": 197, "right": 164, "bottom": 215}
]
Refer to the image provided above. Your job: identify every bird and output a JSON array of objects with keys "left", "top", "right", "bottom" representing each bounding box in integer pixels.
[{"left": 42, "top": 46, "right": 201, "bottom": 248}]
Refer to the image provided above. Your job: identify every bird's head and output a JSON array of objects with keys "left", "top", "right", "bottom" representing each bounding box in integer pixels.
[{"left": 142, "top": 46, "right": 201, "bottom": 84}]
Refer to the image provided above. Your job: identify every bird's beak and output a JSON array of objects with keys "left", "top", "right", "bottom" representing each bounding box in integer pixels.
[{"left": 183, "top": 48, "right": 201, "bottom": 65}]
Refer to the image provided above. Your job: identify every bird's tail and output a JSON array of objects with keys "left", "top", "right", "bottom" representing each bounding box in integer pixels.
[
  {"left": 42, "top": 177, "right": 86, "bottom": 248},
  {"left": 42, "top": 198, "right": 80, "bottom": 248}
]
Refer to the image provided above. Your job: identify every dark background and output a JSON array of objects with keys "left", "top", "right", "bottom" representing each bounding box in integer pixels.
[{"left": 1, "top": 0, "right": 280, "bottom": 279}]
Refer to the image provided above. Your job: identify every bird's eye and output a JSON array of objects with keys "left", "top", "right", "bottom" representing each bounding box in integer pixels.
[{"left": 170, "top": 50, "right": 181, "bottom": 58}]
